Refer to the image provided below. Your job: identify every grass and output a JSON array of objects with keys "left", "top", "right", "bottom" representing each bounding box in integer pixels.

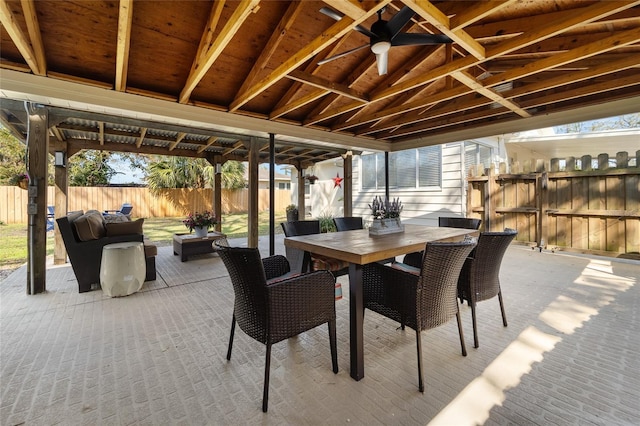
[{"left": 0, "top": 212, "right": 286, "bottom": 269}]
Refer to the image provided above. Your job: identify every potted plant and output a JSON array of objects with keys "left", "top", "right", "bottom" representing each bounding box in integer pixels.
[
  {"left": 183, "top": 210, "right": 217, "bottom": 238},
  {"left": 368, "top": 196, "right": 404, "bottom": 235},
  {"left": 285, "top": 204, "right": 298, "bottom": 222},
  {"left": 10, "top": 173, "right": 29, "bottom": 190},
  {"left": 305, "top": 175, "right": 319, "bottom": 184}
]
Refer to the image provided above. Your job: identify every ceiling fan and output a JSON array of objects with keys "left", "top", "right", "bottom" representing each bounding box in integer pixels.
[{"left": 318, "top": 6, "right": 452, "bottom": 75}]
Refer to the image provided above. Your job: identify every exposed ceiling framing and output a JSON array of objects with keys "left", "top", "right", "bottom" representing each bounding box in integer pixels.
[{"left": 0, "top": 0, "right": 638, "bottom": 164}]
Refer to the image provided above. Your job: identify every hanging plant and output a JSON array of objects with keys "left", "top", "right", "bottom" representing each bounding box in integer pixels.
[{"left": 306, "top": 175, "right": 319, "bottom": 184}]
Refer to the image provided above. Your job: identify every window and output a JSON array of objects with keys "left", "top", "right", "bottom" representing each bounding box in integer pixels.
[
  {"left": 278, "top": 182, "right": 290, "bottom": 190},
  {"left": 360, "top": 146, "right": 441, "bottom": 190},
  {"left": 464, "top": 141, "right": 492, "bottom": 174}
]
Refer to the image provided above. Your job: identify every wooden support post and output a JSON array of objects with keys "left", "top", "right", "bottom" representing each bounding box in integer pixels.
[
  {"left": 26, "top": 104, "right": 49, "bottom": 294},
  {"left": 214, "top": 159, "right": 222, "bottom": 233},
  {"left": 269, "top": 133, "right": 275, "bottom": 256},
  {"left": 581, "top": 155, "right": 592, "bottom": 171},
  {"left": 297, "top": 166, "right": 305, "bottom": 219},
  {"left": 247, "top": 138, "right": 260, "bottom": 248},
  {"left": 343, "top": 153, "right": 353, "bottom": 217},
  {"left": 53, "top": 151, "right": 68, "bottom": 265}
]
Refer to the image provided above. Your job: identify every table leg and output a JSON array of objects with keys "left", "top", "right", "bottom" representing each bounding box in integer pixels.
[{"left": 348, "top": 263, "right": 364, "bottom": 380}]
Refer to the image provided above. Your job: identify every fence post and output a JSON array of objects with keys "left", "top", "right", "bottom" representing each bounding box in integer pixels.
[
  {"left": 536, "top": 172, "right": 549, "bottom": 250},
  {"left": 485, "top": 167, "right": 495, "bottom": 231},
  {"left": 616, "top": 152, "right": 628, "bottom": 168}
]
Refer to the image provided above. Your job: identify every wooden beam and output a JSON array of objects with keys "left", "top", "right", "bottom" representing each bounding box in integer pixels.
[
  {"left": 136, "top": 127, "right": 147, "bottom": 148},
  {"left": 179, "top": 0, "right": 259, "bottom": 104},
  {"left": 452, "top": 70, "right": 531, "bottom": 117},
  {"left": 223, "top": 141, "right": 245, "bottom": 156},
  {"left": 20, "top": 0, "right": 46, "bottom": 74},
  {"left": 269, "top": 89, "right": 327, "bottom": 119},
  {"left": 0, "top": 0, "right": 43, "bottom": 75},
  {"left": 286, "top": 70, "right": 369, "bottom": 102},
  {"left": 400, "top": 0, "right": 486, "bottom": 59},
  {"left": 168, "top": 132, "right": 186, "bottom": 151},
  {"left": 235, "top": 1, "right": 304, "bottom": 98},
  {"left": 197, "top": 136, "right": 218, "bottom": 154},
  {"left": 229, "top": 0, "right": 392, "bottom": 112},
  {"left": 450, "top": 0, "right": 517, "bottom": 30},
  {"left": 99, "top": 122, "right": 105, "bottom": 145},
  {"left": 115, "top": 0, "right": 134, "bottom": 91}
]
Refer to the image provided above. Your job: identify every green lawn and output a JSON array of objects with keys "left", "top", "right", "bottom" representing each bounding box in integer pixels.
[{"left": 0, "top": 212, "right": 286, "bottom": 269}]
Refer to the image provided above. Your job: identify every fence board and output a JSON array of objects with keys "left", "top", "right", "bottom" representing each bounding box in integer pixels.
[
  {"left": 0, "top": 186, "right": 291, "bottom": 223},
  {"left": 467, "top": 154, "right": 639, "bottom": 257}
]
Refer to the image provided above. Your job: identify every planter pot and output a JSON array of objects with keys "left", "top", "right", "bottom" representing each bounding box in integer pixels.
[
  {"left": 286, "top": 210, "right": 298, "bottom": 222},
  {"left": 194, "top": 226, "right": 209, "bottom": 238},
  {"left": 17, "top": 180, "right": 28, "bottom": 190},
  {"left": 369, "top": 217, "right": 404, "bottom": 236}
]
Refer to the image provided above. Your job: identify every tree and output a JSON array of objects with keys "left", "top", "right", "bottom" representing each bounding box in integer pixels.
[
  {"left": 554, "top": 113, "right": 640, "bottom": 133},
  {"left": 145, "top": 156, "right": 246, "bottom": 193},
  {"left": 0, "top": 126, "right": 55, "bottom": 185},
  {"left": 68, "top": 150, "right": 117, "bottom": 186}
]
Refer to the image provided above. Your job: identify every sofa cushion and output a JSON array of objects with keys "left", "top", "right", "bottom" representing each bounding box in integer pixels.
[
  {"left": 103, "top": 214, "right": 131, "bottom": 223},
  {"left": 105, "top": 218, "right": 144, "bottom": 237},
  {"left": 73, "top": 211, "right": 105, "bottom": 241}
]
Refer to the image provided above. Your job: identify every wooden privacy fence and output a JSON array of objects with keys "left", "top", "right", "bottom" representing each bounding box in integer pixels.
[
  {"left": 467, "top": 151, "right": 640, "bottom": 258},
  {"left": 0, "top": 187, "right": 291, "bottom": 224}
]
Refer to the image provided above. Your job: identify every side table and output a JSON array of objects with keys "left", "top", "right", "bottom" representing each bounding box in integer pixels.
[
  {"left": 100, "top": 241, "right": 146, "bottom": 297},
  {"left": 173, "top": 232, "right": 228, "bottom": 262}
]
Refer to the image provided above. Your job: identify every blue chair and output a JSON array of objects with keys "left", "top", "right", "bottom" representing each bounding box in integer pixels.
[
  {"left": 103, "top": 203, "right": 133, "bottom": 218},
  {"left": 46, "top": 206, "right": 55, "bottom": 232}
]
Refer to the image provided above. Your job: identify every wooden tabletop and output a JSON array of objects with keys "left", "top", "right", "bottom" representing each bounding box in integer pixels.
[{"left": 284, "top": 224, "right": 478, "bottom": 265}]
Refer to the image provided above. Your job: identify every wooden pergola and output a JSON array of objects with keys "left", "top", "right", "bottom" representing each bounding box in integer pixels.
[{"left": 1, "top": 0, "right": 639, "bottom": 293}]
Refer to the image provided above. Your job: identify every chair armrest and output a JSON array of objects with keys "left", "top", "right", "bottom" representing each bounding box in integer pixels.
[
  {"left": 266, "top": 270, "right": 335, "bottom": 307},
  {"left": 262, "top": 255, "right": 290, "bottom": 280}
]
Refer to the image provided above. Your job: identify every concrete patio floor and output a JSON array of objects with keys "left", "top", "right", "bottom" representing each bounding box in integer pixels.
[{"left": 1, "top": 234, "right": 639, "bottom": 425}]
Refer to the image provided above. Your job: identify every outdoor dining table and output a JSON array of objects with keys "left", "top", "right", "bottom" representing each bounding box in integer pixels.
[{"left": 284, "top": 224, "right": 480, "bottom": 381}]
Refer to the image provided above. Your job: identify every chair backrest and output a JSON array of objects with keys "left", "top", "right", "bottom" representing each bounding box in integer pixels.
[
  {"left": 280, "top": 220, "right": 320, "bottom": 237},
  {"left": 280, "top": 220, "right": 321, "bottom": 273},
  {"left": 465, "top": 228, "right": 517, "bottom": 301},
  {"left": 215, "top": 243, "right": 269, "bottom": 344},
  {"left": 333, "top": 217, "right": 363, "bottom": 232},
  {"left": 438, "top": 216, "right": 482, "bottom": 230},
  {"left": 120, "top": 203, "right": 133, "bottom": 215},
  {"left": 416, "top": 240, "right": 476, "bottom": 330}
]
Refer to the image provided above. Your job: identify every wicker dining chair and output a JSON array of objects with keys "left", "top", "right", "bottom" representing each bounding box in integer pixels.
[
  {"left": 362, "top": 240, "right": 476, "bottom": 392},
  {"left": 457, "top": 228, "right": 518, "bottom": 348},
  {"left": 403, "top": 216, "right": 482, "bottom": 268},
  {"left": 281, "top": 220, "right": 349, "bottom": 277},
  {"left": 333, "top": 216, "right": 363, "bottom": 231},
  {"left": 215, "top": 241, "right": 338, "bottom": 412}
]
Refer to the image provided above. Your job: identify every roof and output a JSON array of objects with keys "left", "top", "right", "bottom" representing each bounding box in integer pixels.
[{"left": 1, "top": 1, "right": 639, "bottom": 163}]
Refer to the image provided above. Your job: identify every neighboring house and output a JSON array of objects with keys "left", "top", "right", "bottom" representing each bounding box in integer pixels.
[
  {"left": 289, "top": 139, "right": 505, "bottom": 226},
  {"left": 244, "top": 166, "right": 291, "bottom": 190},
  {"left": 289, "top": 128, "right": 638, "bottom": 226}
]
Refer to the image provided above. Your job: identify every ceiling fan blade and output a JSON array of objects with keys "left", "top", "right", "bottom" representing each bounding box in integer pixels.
[
  {"left": 391, "top": 33, "right": 453, "bottom": 46},
  {"left": 376, "top": 52, "right": 388, "bottom": 75},
  {"left": 317, "top": 44, "right": 369, "bottom": 65},
  {"left": 386, "top": 6, "right": 415, "bottom": 38},
  {"left": 319, "top": 7, "right": 375, "bottom": 38}
]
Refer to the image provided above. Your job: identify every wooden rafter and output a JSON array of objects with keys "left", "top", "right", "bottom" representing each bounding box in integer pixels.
[
  {"left": 168, "top": 132, "right": 186, "bottom": 151},
  {"left": 450, "top": 0, "right": 518, "bottom": 30},
  {"left": 179, "top": 0, "right": 259, "bottom": 104},
  {"left": 400, "top": 0, "right": 485, "bottom": 60},
  {"left": 0, "top": 0, "right": 43, "bottom": 75},
  {"left": 235, "top": 1, "right": 304, "bottom": 99},
  {"left": 452, "top": 70, "right": 530, "bottom": 117},
  {"left": 223, "top": 141, "right": 245, "bottom": 156},
  {"left": 136, "top": 127, "right": 147, "bottom": 148},
  {"left": 229, "top": 0, "right": 393, "bottom": 112},
  {"left": 197, "top": 136, "right": 218, "bottom": 154},
  {"left": 20, "top": 0, "right": 46, "bottom": 75},
  {"left": 115, "top": 0, "right": 134, "bottom": 92},
  {"left": 286, "top": 70, "right": 369, "bottom": 102}
]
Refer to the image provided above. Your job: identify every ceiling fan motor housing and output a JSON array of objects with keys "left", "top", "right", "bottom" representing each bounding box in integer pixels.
[{"left": 370, "top": 18, "right": 391, "bottom": 53}]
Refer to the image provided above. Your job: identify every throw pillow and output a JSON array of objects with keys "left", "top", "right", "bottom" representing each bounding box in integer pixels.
[
  {"left": 74, "top": 211, "right": 106, "bottom": 241},
  {"left": 105, "top": 218, "right": 144, "bottom": 237}
]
